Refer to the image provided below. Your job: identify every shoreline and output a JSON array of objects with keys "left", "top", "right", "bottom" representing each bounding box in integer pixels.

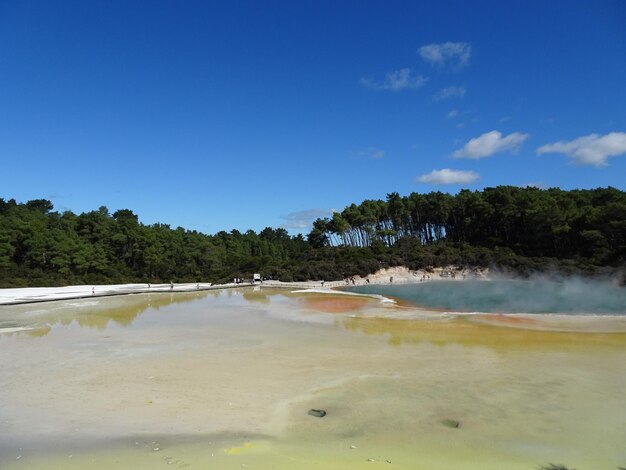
[
  {"left": 0, "top": 266, "right": 485, "bottom": 306},
  {"left": 2, "top": 266, "right": 625, "bottom": 330},
  {"left": 0, "top": 282, "right": 251, "bottom": 306}
]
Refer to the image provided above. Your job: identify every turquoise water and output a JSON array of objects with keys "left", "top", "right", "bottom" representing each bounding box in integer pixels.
[{"left": 346, "top": 279, "right": 626, "bottom": 314}]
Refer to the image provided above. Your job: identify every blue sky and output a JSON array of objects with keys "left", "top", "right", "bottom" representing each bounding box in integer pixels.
[{"left": 1, "top": 1, "right": 625, "bottom": 234}]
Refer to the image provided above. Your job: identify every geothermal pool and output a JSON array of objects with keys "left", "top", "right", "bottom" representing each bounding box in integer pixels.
[
  {"left": 346, "top": 278, "right": 626, "bottom": 314},
  {"left": 0, "top": 286, "right": 625, "bottom": 469}
]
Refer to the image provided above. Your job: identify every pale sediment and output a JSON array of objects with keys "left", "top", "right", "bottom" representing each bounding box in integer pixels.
[{"left": 0, "top": 282, "right": 246, "bottom": 306}]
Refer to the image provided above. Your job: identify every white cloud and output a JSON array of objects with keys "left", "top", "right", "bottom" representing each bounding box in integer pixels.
[
  {"left": 446, "top": 109, "right": 459, "bottom": 119},
  {"left": 418, "top": 42, "right": 471, "bottom": 68},
  {"left": 536, "top": 132, "right": 626, "bottom": 167},
  {"left": 434, "top": 86, "right": 466, "bottom": 101},
  {"left": 360, "top": 68, "right": 427, "bottom": 91},
  {"left": 280, "top": 209, "right": 333, "bottom": 230},
  {"left": 355, "top": 147, "right": 386, "bottom": 159},
  {"left": 453, "top": 130, "right": 529, "bottom": 159},
  {"left": 416, "top": 168, "right": 479, "bottom": 185}
]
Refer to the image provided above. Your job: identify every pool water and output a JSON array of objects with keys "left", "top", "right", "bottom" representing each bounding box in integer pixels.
[
  {"left": 1, "top": 287, "right": 625, "bottom": 469},
  {"left": 346, "top": 278, "right": 626, "bottom": 314}
]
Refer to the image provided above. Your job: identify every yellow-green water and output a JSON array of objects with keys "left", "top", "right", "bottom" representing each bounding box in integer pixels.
[{"left": 1, "top": 287, "right": 625, "bottom": 469}]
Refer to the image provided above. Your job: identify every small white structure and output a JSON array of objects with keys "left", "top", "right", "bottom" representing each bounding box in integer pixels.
[{"left": 253, "top": 273, "right": 262, "bottom": 284}]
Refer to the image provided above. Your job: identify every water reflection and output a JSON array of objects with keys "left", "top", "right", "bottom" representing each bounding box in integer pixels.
[
  {"left": 0, "top": 288, "right": 310, "bottom": 339},
  {"left": 0, "top": 291, "right": 213, "bottom": 337},
  {"left": 241, "top": 288, "right": 271, "bottom": 304}
]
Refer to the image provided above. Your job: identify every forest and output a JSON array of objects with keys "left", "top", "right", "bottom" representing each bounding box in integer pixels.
[{"left": 1, "top": 186, "right": 625, "bottom": 287}]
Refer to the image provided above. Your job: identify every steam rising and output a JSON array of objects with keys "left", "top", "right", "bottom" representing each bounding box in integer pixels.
[{"left": 349, "top": 275, "right": 626, "bottom": 315}]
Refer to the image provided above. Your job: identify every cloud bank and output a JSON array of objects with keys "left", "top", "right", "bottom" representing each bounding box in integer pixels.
[
  {"left": 454, "top": 130, "right": 528, "bottom": 159},
  {"left": 416, "top": 168, "right": 479, "bottom": 185},
  {"left": 536, "top": 132, "right": 626, "bottom": 167},
  {"left": 418, "top": 42, "right": 471, "bottom": 68},
  {"left": 360, "top": 68, "right": 427, "bottom": 91}
]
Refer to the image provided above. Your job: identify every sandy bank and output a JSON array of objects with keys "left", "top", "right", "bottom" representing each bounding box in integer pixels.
[
  {"left": 338, "top": 265, "right": 488, "bottom": 285},
  {"left": 264, "top": 266, "right": 488, "bottom": 290}
]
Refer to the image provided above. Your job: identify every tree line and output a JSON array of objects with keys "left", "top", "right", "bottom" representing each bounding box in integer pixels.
[
  {"left": 0, "top": 199, "right": 310, "bottom": 287},
  {"left": 308, "top": 186, "right": 626, "bottom": 264},
  {"left": 1, "top": 186, "right": 624, "bottom": 287}
]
